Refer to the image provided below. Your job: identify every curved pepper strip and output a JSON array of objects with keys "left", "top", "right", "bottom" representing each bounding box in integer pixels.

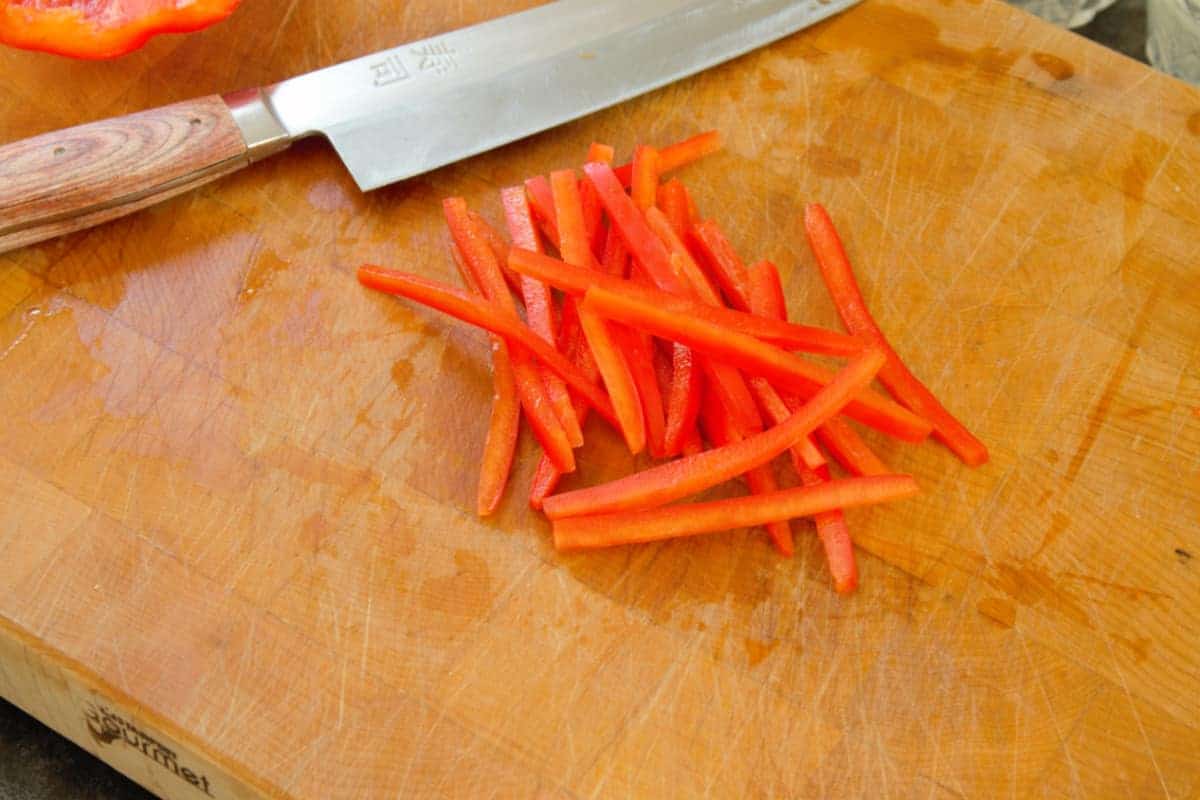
[
  {"left": 553, "top": 475, "right": 918, "bottom": 551},
  {"left": 542, "top": 349, "right": 886, "bottom": 520},
  {"left": 357, "top": 265, "right": 618, "bottom": 430},
  {"left": 0, "top": 0, "right": 240, "bottom": 59},
  {"left": 804, "top": 203, "right": 988, "bottom": 466}
]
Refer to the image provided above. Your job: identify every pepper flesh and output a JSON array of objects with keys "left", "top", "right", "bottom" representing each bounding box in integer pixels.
[{"left": 1, "top": 0, "right": 240, "bottom": 59}]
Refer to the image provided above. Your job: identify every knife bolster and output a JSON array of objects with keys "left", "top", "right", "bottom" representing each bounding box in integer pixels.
[{"left": 223, "top": 88, "right": 293, "bottom": 163}]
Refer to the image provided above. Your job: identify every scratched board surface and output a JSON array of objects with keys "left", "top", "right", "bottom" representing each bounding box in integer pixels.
[{"left": 1, "top": 0, "right": 1199, "bottom": 797}]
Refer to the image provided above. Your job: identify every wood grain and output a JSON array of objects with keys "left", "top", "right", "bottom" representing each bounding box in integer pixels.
[
  {"left": 0, "top": 96, "right": 247, "bottom": 255},
  {"left": 1, "top": 0, "right": 1198, "bottom": 797}
]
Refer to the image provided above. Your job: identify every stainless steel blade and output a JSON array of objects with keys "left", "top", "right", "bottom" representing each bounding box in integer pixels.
[{"left": 262, "top": 0, "right": 859, "bottom": 191}]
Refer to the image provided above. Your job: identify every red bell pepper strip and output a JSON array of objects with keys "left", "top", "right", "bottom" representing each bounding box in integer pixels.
[
  {"left": 552, "top": 169, "right": 646, "bottom": 455},
  {"left": 656, "top": 179, "right": 691, "bottom": 238},
  {"left": 613, "top": 131, "right": 723, "bottom": 186},
  {"left": 0, "top": 0, "right": 240, "bottom": 59},
  {"left": 690, "top": 220, "right": 754, "bottom": 313},
  {"left": 748, "top": 260, "right": 789, "bottom": 322},
  {"left": 580, "top": 286, "right": 930, "bottom": 442},
  {"left": 506, "top": 247, "right": 862, "bottom": 358},
  {"left": 523, "top": 176, "right": 561, "bottom": 249},
  {"left": 467, "top": 211, "right": 524, "bottom": 298},
  {"left": 600, "top": 225, "right": 629, "bottom": 278},
  {"left": 800, "top": 462, "right": 859, "bottom": 593},
  {"left": 587, "top": 142, "right": 615, "bottom": 164},
  {"left": 700, "top": 390, "right": 794, "bottom": 556},
  {"left": 662, "top": 342, "right": 703, "bottom": 456},
  {"left": 542, "top": 349, "right": 885, "bottom": 520},
  {"left": 814, "top": 417, "right": 889, "bottom": 477},
  {"left": 645, "top": 209, "right": 723, "bottom": 305},
  {"left": 630, "top": 145, "right": 660, "bottom": 212},
  {"left": 578, "top": 309, "right": 646, "bottom": 455},
  {"left": 553, "top": 475, "right": 918, "bottom": 551},
  {"left": 443, "top": 199, "right": 576, "bottom": 473},
  {"left": 449, "top": 242, "right": 521, "bottom": 516},
  {"left": 500, "top": 187, "right": 582, "bottom": 448},
  {"left": 357, "top": 265, "right": 618, "bottom": 430},
  {"left": 804, "top": 203, "right": 988, "bottom": 466},
  {"left": 583, "top": 162, "right": 686, "bottom": 295},
  {"left": 582, "top": 142, "right": 615, "bottom": 260}
]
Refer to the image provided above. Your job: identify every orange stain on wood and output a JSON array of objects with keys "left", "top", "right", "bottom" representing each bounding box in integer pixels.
[
  {"left": 977, "top": 597, "right": 1016, "bottom": 628},
  {"left": 1031, "top": 51, "right": 1075, "bottom": 81}
]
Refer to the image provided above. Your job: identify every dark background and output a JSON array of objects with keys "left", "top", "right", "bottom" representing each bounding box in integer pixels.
[{"left": 0, "top": 3, "right": 1156, "bottom": 798}]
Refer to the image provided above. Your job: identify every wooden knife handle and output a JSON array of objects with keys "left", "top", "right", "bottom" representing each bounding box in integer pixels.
[{"left": 0, "top": 95, "right": 271, "bottom": 255}]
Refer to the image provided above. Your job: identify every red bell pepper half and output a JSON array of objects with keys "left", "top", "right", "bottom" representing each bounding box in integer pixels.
[{"left": 1, "top": 0, "right": 240, "bottom": 59}]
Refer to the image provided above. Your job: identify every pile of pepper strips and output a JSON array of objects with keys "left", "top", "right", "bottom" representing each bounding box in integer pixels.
[{"left": 358, "top": 132, "right": 987, "bottom": 594}]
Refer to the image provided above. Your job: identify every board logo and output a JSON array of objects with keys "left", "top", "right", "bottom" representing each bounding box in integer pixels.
[{"left": 84, "top": 704, "right": 214, "bottom": 797}]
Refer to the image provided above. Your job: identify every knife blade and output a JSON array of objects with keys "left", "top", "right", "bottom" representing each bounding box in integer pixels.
[{"left": 0, "top": 0, "right": 859, "bottom": 255}]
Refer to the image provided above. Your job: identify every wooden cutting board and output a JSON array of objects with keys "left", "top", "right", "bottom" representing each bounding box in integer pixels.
[{"left": 2, "top": 0, "right": 1198, "bottom": 796}]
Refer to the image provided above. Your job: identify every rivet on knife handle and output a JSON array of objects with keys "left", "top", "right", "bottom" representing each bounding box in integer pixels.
[{"left": 0, "top": 94, "right": 293, "bottom": 255}]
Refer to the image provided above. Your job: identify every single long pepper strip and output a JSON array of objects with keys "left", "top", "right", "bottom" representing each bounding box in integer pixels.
[
  {"left": 804, "top": 203, "right": 988, "bottom": 466},
  {"left": 553, "top": 475, "right": 918, "bottom": 551}
]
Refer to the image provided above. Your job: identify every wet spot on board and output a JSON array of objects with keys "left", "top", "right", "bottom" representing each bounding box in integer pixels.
[
  {"left": 307, "top": 179, "right": 355, "bottom": 213},
  {"left": 806, "top": 144, "right": 862, "bottom": 178},
  {"left": 1187, "top": 111, "right": 1200, "bottom": 136},
  {"left": 1031, "top": 51, "right": 1075, "bottom": 81},
  {"left": 241, "top": 248, "right": 290, "bottom": 300},
  {"left": 1044, "top": 449, "right": 1060, "bottom": 464},
  {"left": 977, "top": 597, "right": 1016, "bottom": 628},
  {"left": 822, "top": 6, "right": 1018, "bottom": 77}
]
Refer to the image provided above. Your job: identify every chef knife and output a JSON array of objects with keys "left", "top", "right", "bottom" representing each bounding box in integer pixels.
[{"left": 0, "top": 0, "right": 858, "bottom": 255}]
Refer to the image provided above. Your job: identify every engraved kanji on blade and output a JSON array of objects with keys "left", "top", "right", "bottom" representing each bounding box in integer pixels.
[
  {"left": 369, "top": 54, "right": 411, "bottom": 87},
  {"left": 412, "top": 41, "right": 458, "bottom": 75}
]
